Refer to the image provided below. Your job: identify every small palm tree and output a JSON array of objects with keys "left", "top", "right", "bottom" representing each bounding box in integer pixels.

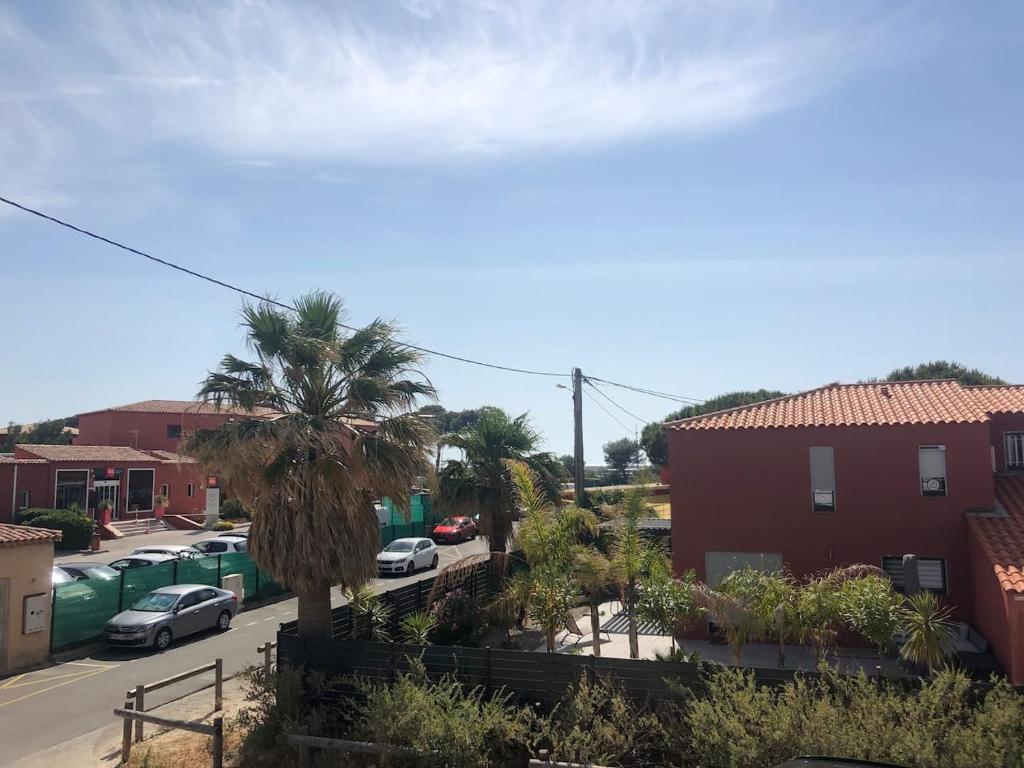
[
  {"left": 437, "top": 409, "right": 564, "bottom": 553},
  {"left": 185, "top": 292, "right": 436, "bottom": 639},
  {"left": 574, "top": 549, "right": 614, "bottom": 657},
  {"left": 900, "top": 591, "right": 955, "bottom": 674},
  {"left": 400, "top": 611, "right": 437, "bottom": 645},
  {"left": 840, "top": 574, "right": 903, "bottom": 663},
  {"left": 608, "top": 486, "right": 661, "bottom": 659}
]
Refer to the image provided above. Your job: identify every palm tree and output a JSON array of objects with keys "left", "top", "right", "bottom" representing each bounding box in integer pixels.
[
  {"left": 437, "top": 409, "right": 564, "bottom": 553},
  {"left": 185, "top": 292, "right": 436, "bottom": 639},
  {"left": 608, "top": 486, "right": 660, "bottom": 659},
  {"left": 574, "top": 549, "right": 614, "bottom": 657},
  {"left": 900, "top": 591, "right": 955, "bottom": 674}
]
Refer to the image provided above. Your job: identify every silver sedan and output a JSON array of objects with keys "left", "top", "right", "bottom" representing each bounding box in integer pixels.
[{"left": 103, "top": 584, "right": 238, "bottom": 651}]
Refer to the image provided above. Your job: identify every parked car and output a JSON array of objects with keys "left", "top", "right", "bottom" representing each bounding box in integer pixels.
[
  {"left": 108, "top": 553, "right": 177, "bottom": 572},
  {"left": 431, "top": 515, "right": 478, "bottom": 544},
  {"left": 193, "top": 537, "right": 248, "bottom": 555},
  {"left": 130, "top": 544, "right": 204, "bottom": 560},
  {"left": 52, "top": 566, "right": 75, "bottom": 586},
  {"left": 55, "top": 562, "right": 120, "bottom": 582},
  {"left": 377, "top": 537, "right": 438, "bottom": 576},
  {"left": 103, "top": 584, "right": 238, "bottom": 650},
  {"left": 217, "top": 531, "right": 248, "bottom": 539}
]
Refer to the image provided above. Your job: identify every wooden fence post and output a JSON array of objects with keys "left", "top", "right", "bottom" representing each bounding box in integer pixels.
[
  {"left": 134, "top": 684, "right": 145, "bottom": 742},
  {"left": 121, "top": 701, "right": 134, "bottom": 765},
  {"left": 214, "top": 658, "right": 223, "bottom": 711},
  {"left": 485, "top": 646, "right": 492, "bottom": 692},
  {"left": 212, "top": 716, "right": 223, "bottom": 768},
  {"left": 263, "top": 643, "right": 273, "bottom": 677}
]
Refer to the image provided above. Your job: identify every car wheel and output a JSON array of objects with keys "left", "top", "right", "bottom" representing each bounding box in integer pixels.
[
  {"left": 217, "top": 610, "right": 232, "bottom": 632},
  {"left": 406, "top": 562, "right": 415, "bottom": 576},
  {"left": 154, "top": 627, "right": 172, "bottom": 651},
  {"left": 431, "top": 554, "right": 439, "bottom": 569}
]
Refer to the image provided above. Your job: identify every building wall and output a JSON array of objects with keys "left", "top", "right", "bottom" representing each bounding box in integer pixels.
[
  {"left": 0, "top": 542, "right": 54, "bottom": 673},
  {"left": 988, "top": 412, "right": 1024, "bottom": 472},
  {"left": 75, "top": 410, "right": 237, "bottom": 452},
  {"left": 966, "top": 523, "right": 1023, "bottom": 683},
  {"left": 668, "top": 421, "right": 995, "bottom": 622},
  {"left": 0, "top": 464, "right": 51, "bottom": 524}
]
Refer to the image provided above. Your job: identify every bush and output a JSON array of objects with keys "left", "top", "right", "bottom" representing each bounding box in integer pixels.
[
  {"left": 430, "top": 588, "right": 489, "bottom": 646},
  {"left": 24, "top": 509, "right": 94, "bottom": 550},
  {"left": 213, "top": 520, "right": 235, "bottom": 531},
  {"left": 15, "top": 507, "right": 54, "bottom": 525},
  {"left": 220, "top": 498, "right": 250, "bottom": 520}
]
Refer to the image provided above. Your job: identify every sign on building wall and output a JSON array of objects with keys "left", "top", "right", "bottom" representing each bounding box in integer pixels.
[{"left": 204, "top": 487, "right": 221, "bottom": 528}]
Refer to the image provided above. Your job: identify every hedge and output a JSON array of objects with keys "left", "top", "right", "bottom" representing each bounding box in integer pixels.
[{"left": 24, "top": 509, "right": 94, "bottom": 550}]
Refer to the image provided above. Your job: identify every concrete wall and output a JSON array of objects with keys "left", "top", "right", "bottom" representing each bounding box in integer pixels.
[
  {"left": 968, "top": 520, "right": 1024, "bottom": 684},
  {"left": 668, "top": 421, "right": 995, "bottom": 622},
  {"left": 0, "top": 541, "right": 54, "bottom": 673}
]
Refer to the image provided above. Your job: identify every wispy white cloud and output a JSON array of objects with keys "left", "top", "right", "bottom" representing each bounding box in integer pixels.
[{"left": 0, "top": 0, "right": 918, "bottom": 204}]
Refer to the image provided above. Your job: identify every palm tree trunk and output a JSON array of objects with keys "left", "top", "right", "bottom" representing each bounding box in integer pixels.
[
  {"left": 297, "top": 583, "right": 334, "bottom": 639},
  {"left": 590, "top": 600, "right": 602, "bottom": 657},
  {"left": 626, "top": 582, "right": 639, "bottom": 659},
  {"left": 546, "top": 628, "right": 556, "bottom": 653},
  {"left": 489, "top": 525, "right": 508, "bottom": 553}
]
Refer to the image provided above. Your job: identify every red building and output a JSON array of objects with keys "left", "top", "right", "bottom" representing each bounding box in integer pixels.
[
  {"left": 1, "top": 400, "right": 261, "bottom": 523},
  {"left": 665, "top": 380, "right": 1024, "bottom": 683}
]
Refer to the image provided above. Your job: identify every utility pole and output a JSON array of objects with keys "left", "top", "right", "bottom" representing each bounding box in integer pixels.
[{"left": 572, "top": 367, "right": 585, "bottom": 503}]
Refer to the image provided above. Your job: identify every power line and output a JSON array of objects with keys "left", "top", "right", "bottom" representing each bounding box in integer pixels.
[
  {"left": 0, "top": 194, "right": 566, "bottom": 378},
  {"left": 584, "top": 379, "right": 649, "bottom": 423},
  {"left": 581, "top": 384, "right": 634, "bottom": 433},
  {"left": 0, "top": 193, "right": 708, "bottom": 398}
]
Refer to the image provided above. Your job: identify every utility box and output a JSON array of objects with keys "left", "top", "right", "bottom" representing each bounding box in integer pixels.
[
  {"left": 23, "top": 593, "right": 47, "bottom": 634},
  {"left": 221, "top": 573, "right": 245, "bottom": 603}
]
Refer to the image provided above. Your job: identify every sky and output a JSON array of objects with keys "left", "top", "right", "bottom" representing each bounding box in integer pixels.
[{"left": 1, "top": 1, "right": 1022, "bottom": 461}]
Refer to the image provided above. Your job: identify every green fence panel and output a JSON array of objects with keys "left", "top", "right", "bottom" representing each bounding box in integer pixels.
[
  {"left": 257, "top": 569, "right": 287, "bottom": 600},
  {"left": 51, "top": 578, "right": 122, "bottom": 649},
  {"left": 220, "top": 552, "right": 258, "bottom": 600},
  {"left": 121, "top": 561, "right": 177, "bottom": 608},
  {"left": 176, "top": 557, "right": 221, "bottom": 587}
]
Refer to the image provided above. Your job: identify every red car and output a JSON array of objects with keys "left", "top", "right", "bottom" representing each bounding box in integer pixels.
[{"left": 432, "top": 515, "right": 478, "bottom": 544}]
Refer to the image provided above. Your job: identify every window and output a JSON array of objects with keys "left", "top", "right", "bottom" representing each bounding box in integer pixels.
[
  {"left": 918, "top": 445, "right": 947, "bottom": 496},
  {"left": 199, "top": 541, "right": 228, "bottom": 553},
  {"left": 54, "top": 470, "right": 89, "bottom": 510},
  {"left": 196, "top": 589, "right": 218, "bottom": 603},
  {"left": 177, "top": 592, "right": 200, "bottom": 609},
  {"left": 881, "top": 556, "right": 948, "bottom": 594},
  {"left": 166, "top": 424, "right": 182, "bottom": 439},
  {"left": 126, "top": 468, "right": 155, "bottom": 511},
  {"left": 809, "top": 446, "right": 836, "bottom": 511},
  {"left": 16, "top": 490, "right": 30, "bottom": 510},
  {"left": 160, "top": 484, "right": 169, "bottom": 498},
  {"left": 1006, "top": 433, "right": 1024, "bottom": 470},
  {"left": 187, "top": 483, "right": 195, "bottom": 498}
]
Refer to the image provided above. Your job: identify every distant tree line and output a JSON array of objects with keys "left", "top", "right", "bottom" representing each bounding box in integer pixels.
[{"left": 0, "top": 417, "right": 76, "bottom": 452}]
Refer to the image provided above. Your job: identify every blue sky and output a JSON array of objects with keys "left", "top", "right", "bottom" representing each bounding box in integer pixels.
[{"left": 2, "top": 1, "right": 1022, "bottom": 460}]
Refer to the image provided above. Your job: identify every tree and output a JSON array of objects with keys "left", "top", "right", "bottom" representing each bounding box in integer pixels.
[
  {"left": 609, "top": 486, "right": 662, "bottom": 658},
  {"left": 574, "top": 549, "right": 615, "bottom": 657},
  {"left": 437, "top": 409, "right": 564, "bottom": 553},
  {"left": 794, "top": 576, "right": 843, "bottom": 666},
  {"left": 603, "top": 437, "right": 640, "bottom": 483},
  {"left": 840, "top": 575, "right": 903, "bottom": 663},
  {"left": 640, "top": 390, "right": 787, "bottom": 468},
  {"left": 559, "top": 454, "right": 574, "bottom": 478},
  {"left": 900, "top": 592, "right": 955, "bottom": 674},
  {"left": 419, "top": 405, "right": 487, "bottom": 471},
  {"left": 636, "top": 561, "right": 699, "bottom": 651},
  {"left": 185, "top": 292, "right": 436, "bottom": 639},
  {"left": 1, "top": 418, "right": 74, "bottom": 451},
  {"left": 885, "top": 360, "right": 1005, "bottom": 386}
]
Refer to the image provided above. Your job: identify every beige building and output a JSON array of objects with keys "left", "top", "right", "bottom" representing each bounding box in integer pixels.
[{"left": 0, "top": 524, "right": 61, "bottom": 673}]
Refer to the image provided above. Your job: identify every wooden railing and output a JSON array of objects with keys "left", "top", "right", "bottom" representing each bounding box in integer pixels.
[
  {"left": 257, "top": 641, "right": 277, "bottom": 677},
  {"left": 114, "top": 707, "right": 223, "bottom": 768},
  {"left": 124, "top": 659, "right": 223, "bottom": 743}
]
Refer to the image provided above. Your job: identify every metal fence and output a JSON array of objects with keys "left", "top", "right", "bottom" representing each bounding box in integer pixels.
[{"left": 51, "top": 553, "right": 287, "bottom": 651}]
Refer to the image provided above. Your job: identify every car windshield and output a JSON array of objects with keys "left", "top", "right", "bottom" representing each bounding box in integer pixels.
[
  {"left": 81, "top": 565, "right": 118, "bottom": 580},
  {"left": 438, "top": 518, "right": 458, "bottom": 526},
  {"left": 52, "top": 569, "right": 74, "bottom": 584},
  {"left": 130, "top": 593, "right": 179, "bottom": 612},
  {"left": 385, "top": 541, "right": 414, "bottom": 552}
]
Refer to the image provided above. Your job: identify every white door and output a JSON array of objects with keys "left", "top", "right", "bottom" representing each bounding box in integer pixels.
[{"left": 94, "top": 481, "right": 120, "bottom": 520}]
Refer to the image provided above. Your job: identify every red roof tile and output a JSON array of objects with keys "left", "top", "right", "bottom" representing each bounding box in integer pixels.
[
  {"left": 77, "top": 400, "right": 276, "bottom": 417},
  {"left": 970, "top": 476, "right": 1024, "bottom": 594},
  {"left": 963, "top": 385, "right": 1024, "bottom": 414},
  {"left": 667, "top": 380, "right": 994, "bottom": 431},
  {"left": 0, "top": 524, "right": 62, "bottom": 547},
  {"left": 15, "top": 444, "right": 159, "bottom": 462}
]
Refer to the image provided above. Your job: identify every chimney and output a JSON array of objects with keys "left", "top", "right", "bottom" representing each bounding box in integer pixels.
[{"left": 880, "top": 385, "right": 891, "bottom": 398}]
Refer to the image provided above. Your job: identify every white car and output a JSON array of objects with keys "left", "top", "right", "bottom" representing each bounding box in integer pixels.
[
  {"left": 131, "top": 544, "right": 204, "bottom": 560},
  {"left": 376, "top": 537, "right": 438, "bottom": 576},
  {"left": 193, "top": 537, "right": 248, "bottom": 555}
]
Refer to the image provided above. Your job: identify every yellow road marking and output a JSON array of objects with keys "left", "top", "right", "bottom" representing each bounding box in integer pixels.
[
  {"left": 2, "top": 669, "right": 110, "bottom": 689},
  {"left": 65, "top": 661, "right": 118, "bottom": 668},
  {"left": 0, "top": 673, "right": 26, "bottom": 690},
  {"left": 0, "top": 667, "right": 112, "bottom": 709}
]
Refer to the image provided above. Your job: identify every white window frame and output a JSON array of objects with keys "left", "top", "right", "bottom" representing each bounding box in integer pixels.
[
  {"left": 187, "top": 483, "right": 195, "bottom": 498},
  {"left": 126, "top": 468, "right": 156, "bottom": 513},
  {"left": 16, "top": 489, "right": 30, "bottom": 510},
  {"left": 918, "top": 445, "right": 947, "bottom": 497},
  {"left": 53, "top": 468, "right": 90, "bottom": 509},
  {"left": 160, "top": 483, "right": 169, "bottom": 498},
  {"left": 1005, "top": 432, "right": 1024, "bottom": 471},
  {"left": 809, "top": 446, "right": 836, "bottom": 512}
]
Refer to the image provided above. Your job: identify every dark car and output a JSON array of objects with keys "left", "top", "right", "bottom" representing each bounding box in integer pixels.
[
  {"left": 432, "top": 515, "right": 478, "bottom": 544},
  {"left": 55, "top": 562, "right": 120, "bottom": 582},
  {"left": 103, "top": 584, "right": 238, "bottom": 650}
]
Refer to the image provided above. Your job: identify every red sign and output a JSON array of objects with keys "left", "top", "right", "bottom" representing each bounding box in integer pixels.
[{"left": 207, "top": 476, "right": 219, "bottom": 488}]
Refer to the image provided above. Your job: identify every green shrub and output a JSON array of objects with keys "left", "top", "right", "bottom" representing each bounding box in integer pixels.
[
  {"left": 25, "top": 509, "right": 94, "bottom": 550},
  {"left": 430, "top": 588, "right": 488, "bottom": 646},
  {"left": 213, "top": 520, "right": 235, "bottom": 531},
  {"left": 219, "top": 498, "right": 250, "bottom": 520},
  {"left": 353, "top": 658, "right": 536, "bottom": 768},
  {"left": 15, "top": 507, "right": 55, "bottom": 524}
]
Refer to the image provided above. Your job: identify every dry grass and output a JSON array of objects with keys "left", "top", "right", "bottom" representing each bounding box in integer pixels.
[
  {"left": 647, "top": 501, "right": 671, "bottom": 519},
  {"left": 124, "top": 723, "right": 244, "bottom": 768}
]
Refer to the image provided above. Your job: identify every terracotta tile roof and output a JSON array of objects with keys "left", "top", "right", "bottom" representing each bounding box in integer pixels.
[
  {"left": 77, "top": 400, "right": 276, "bottom": 417},
  {"left": 667, "top": 380, "right": 995, "bottom": 431},
  {"left": 969, "top": 476, "right": 1024, "bottom": 594},
  {"left": 146, "top": 450, "right": 198, "bottom": 464},
  {"left": 0, "top": 524, "right": 62, "bottom": 547},
  {"left": 15, "top": 444, "right": 159, "bottom": 462},
  {"left": 0, "top": 456, "right": 48, "bottom": 464},
  {"left": 963, "top": 385, "right": 1024, "bottom": 414}
]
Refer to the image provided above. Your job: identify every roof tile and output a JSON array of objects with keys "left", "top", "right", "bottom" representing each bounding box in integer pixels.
[
  {"left": 79, "top": 400, "right": 275, "bottom": 417},
  {"left": 970, "top": 476, "right": 1024, "bottom": 594},
  {"left": 15, "top": 444, "right": 159, "bottom": 462},
  {"left": 0, "top": 524, "right": 62, "bottom": 547}
]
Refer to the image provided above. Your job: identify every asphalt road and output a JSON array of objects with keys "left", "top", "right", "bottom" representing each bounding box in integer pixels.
[{"left": 0, "top": 534, "right": 489, "bottom": 766}]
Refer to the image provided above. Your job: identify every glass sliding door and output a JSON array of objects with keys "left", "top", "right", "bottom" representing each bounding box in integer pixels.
[
  {"left": 126, "top": 468, "right": 155, "bottom": 515},
  {"left": 54, "top": 470, "right": 89, "bottom": 512}
]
